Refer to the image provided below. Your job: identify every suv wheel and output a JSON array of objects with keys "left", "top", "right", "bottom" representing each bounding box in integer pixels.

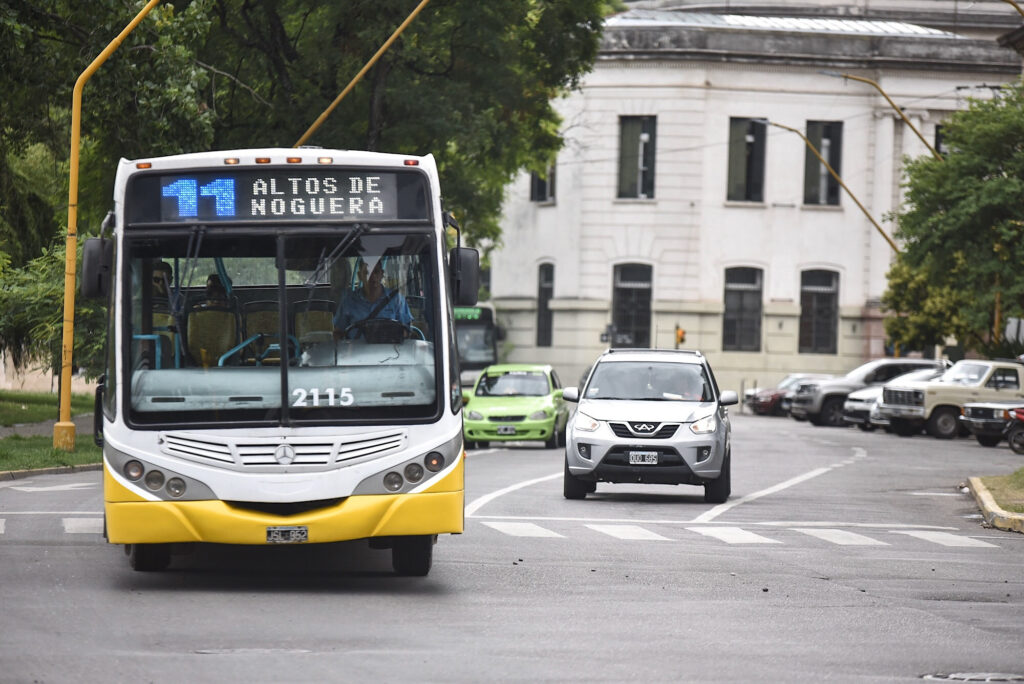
[
  {"left": 704, "top": 453, "right": 731, "bottom": 504},
  {"left": 820, "top": 397, "right": 845, "bottom": 427},
  {"left": 563, "top": 460, "right": 588, "bottom": 500},
  {"left": 926, "top": 407, "right": 959, "bottom": 439}
]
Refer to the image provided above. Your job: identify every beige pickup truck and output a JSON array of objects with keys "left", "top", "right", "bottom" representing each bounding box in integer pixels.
[{"left": 879, "top": 359, "right": 1024, "bottom": 438}]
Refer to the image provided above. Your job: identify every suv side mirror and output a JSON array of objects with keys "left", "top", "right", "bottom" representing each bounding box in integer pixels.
[
  {"left": 562, "top": 387, "right": 579, "bottom": 403},
  {"left": 719, "top": 390, "right": 739, "bottom": 406}
]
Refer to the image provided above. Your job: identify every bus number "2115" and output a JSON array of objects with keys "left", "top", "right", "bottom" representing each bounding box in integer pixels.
[{"left": 291, "top": 388, "right": 354, "bottom": 407}]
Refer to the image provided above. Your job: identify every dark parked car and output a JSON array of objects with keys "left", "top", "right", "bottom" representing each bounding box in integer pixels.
[
  {"left": 960, "top": 400, "right": 1024, "bottom": 447},
  {"left": 751, "top": 373, "right": 831, "bottom": 416}
]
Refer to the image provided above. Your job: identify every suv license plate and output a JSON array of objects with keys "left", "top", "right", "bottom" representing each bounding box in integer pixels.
[
  {"left": 266, "top": 526, "right": 308, "bottom": 544},
  {"left": 497, "top": 425, "right": 517, "bottom": 435},
  {"left": 628, "top": 451, "right": 658, "bottom": 465}
]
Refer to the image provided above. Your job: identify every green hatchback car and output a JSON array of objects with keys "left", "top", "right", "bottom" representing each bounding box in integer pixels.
[{"left": 462, "top": 364, "right": 570, "bottom": 449}]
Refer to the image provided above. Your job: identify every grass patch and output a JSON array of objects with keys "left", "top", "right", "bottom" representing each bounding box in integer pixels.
[
  {"left": 0, "top": 435, "right": 102, "bottom": 473},
  {"left": 980, "top": 467, "right": 1024, "bottom": 514},
  {"left": 0, "top": 390, "right": 93, "bottom": 426}
]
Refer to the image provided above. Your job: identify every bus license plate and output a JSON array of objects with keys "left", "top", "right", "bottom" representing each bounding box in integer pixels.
[
  {"left": 497, "top": 426, "right": 517, "bottom": 435},
  {"left": 266, "top": 526, "right": 308, "bottom": 544},
  {"left": 628, "top": 451, "right": 658, "bottom": 465}
]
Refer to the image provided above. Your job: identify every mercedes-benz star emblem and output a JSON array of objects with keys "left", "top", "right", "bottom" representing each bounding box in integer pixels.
[{"left": 274, "top": 444, "right": 296, "bottom": 465}]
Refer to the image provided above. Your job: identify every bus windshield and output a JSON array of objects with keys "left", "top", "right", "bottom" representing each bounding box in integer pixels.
[{"left": 126, "top": 228, "right": 440, "bottom": 426}]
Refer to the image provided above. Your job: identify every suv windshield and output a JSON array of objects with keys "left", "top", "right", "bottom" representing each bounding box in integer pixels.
[{"left": 585, "top": 361, "right": 709, "bottom": 401}]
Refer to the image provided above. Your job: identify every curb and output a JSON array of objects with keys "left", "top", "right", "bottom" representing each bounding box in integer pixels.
[
  {"left": 968, "top": 476, "right": 1024, "bottom": 534},
  {"left": 0, "top": 463, "right": 103, "bottom": 481}
]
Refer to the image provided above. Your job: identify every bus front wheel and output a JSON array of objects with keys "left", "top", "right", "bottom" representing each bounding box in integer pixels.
[
  {"left": 126, "top": 543, "right": 171, "bottom": 572},
  {"left": 392, "top": 535, "right": 434, "bottom": 576}
]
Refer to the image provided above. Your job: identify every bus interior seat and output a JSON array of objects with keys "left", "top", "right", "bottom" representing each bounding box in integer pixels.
[
  {"left": 293, "top": 299, "right": 336, "bottom": 343},
  {"left": 242, "top": 300, "right": 280, "bottom": 363},
  {"left": 186, "top": 306, "right": 240, "bottom": 367}
]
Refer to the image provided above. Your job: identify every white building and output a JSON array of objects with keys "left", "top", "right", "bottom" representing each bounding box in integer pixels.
[{"left": 489, "top": 4, "right": 1022, "bottom": 393}]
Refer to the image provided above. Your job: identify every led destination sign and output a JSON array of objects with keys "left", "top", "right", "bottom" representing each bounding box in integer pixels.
[{"left": 126, "top": 170, "right": 429, "bottom": 224}]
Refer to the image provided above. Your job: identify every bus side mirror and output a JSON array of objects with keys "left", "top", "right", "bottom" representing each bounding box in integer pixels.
[
  {"left": 449, "top": 247, "right": 479, "bottom": 306},
  {"left": 81, "top": 237, "right": 113, "bottom": 299}
]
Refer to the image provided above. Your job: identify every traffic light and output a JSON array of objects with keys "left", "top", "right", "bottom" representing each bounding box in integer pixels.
[{"left": 675, "top": 325, "right": 686, "bottom": 347}]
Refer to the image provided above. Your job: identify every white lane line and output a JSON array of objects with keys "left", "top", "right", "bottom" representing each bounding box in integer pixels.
[
  {"left": 0, "top": 519, "right": 5, "bottom": 535},
  {"left": 687, "top": 526, "right": 780, "bottom": 544},
  {"left": 791, "top": 528, "right": 889, "bottom": 546},
  {"left": 481, "top": 521, "right": 564, "bottom": 538},
  {"left": 62, "top": 518, "right": 103, "bottom": 534},
  {"left": 891, "top": 530, "right": 998, "bottom": 548},
  {"left": 465, "top": 472, "right": 561, "bottom": 517},
  {"left": 692, "top": 467, "right": 832, "bottom": 523},
  {"left": 909, "top": 492, "right": 963, "bottom": 497},
  {"left": 586, "top": 524, "right": 671, "bottom": 541}
]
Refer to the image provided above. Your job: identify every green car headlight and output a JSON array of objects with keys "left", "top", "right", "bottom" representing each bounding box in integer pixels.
[
  {"left": 467, "top": 410, "right": 484, "bottom": 420},
  {"left": 529, "top": 410, "right": 549, "bottom": 420}
]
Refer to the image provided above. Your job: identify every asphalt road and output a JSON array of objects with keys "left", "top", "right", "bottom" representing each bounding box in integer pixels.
[{"left": 1, "top": 413, "right": 1023, "bottom": 682}]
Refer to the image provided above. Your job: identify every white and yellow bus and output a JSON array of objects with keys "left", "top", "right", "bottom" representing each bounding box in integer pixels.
[{"left": 80, "top": 148, "right": 479, "bottom": 575}]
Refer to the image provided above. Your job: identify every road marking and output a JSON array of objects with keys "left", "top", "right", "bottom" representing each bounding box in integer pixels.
[
  {"left": 8, "top": 482, "right": 97, "bottom": 492},
  {"left": 693, "top": 447, "right": 867, "bottom": 523},
  {"left": 62, "top": 518, "right": 103, "bottom": 534},
  {"left": 909, "top": 492, "right": 963, "bottom": 497},
  {"left": 891, "top": 531, "right": 998, "bottom": 548},
  {"left": 791, "top": 528, "right": 889, "bottom": 546},
  {"left": 585, "top": 524, "right": 671, "bottom": 541},
  {"left": 481, "top": 521, "right": 564, "bottom": 538},
  {"left": 465, "top": 472, "right": 561, "bottom": 517},
  {"left": 0, "top": 519, "right": 4, "bottom": 535},
  {"left": 686, "top": 526, "right": 781, "bottom": 544}
]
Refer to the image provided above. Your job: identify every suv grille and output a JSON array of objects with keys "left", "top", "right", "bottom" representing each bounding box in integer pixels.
[
  {"left": 883, "top": 388, "right": 922, "bottom": 406},
  {"left": 609, "top": 423, "right": 679, "bottom": 439}
]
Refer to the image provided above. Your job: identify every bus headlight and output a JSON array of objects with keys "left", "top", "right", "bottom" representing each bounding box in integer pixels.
[
  {"left": 404, "top": 463, "right": 425, "bottom": 483},
  {"left": 425, "top": 452, "right": 445, "bottom": 472},
  {"left": 124, "top": 460, "right": 144, "bottom": 481},
  {"left": 383, "top": 472, "right": 404, "bottom": 491},
  {"left": 165, "top": 478, "right": 187, "bottom": 498},
  {"left": 144, "top": 470, "right": 166, "bottom": 490}
]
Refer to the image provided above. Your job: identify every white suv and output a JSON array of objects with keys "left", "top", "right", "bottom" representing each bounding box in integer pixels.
[{"left": 561, "top": 349, "right": 738, "bottom": 503}]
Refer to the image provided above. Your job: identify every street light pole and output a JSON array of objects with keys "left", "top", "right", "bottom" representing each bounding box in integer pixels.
[
  {"left": 756, "top": 119, "right": 900, "bottom": 253},
  {"left": 820, "top": 70, "right": 943, "bottom": 161},
  {"left": 54, "top": 0, "right": 162, "bottom": 451}
]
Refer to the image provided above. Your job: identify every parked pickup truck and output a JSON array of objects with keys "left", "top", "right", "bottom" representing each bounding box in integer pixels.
[
  {"left": 879, "top": 359, "right": 1024, "bottom": 439},
  {"left": 789, "top": 358, "right": 946, "bottom": 427}
]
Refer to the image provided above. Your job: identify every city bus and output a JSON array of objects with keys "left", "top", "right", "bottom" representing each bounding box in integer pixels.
[
  {"left": 454, "top": 302, "right": 503, "bottom": 387},
  {"left": 80, "top": 148, "right": 479, "bottom": 576}
]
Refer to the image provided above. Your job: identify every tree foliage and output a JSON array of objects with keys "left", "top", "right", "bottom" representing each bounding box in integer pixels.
[
  {"left": 883, "top": 83, "right": 1024, "bottom": 358},
  {"left": 0, "top": 0, "right": 608, "bottom": 380}
]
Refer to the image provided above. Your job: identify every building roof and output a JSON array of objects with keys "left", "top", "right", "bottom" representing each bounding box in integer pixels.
[{"left": 607, "top": 10, "right": 960, "bottom": 38}]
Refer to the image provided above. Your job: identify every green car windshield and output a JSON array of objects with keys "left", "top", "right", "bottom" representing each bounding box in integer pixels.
[{"left": 476, "top": 371, "right": 549, "bottom": 397}]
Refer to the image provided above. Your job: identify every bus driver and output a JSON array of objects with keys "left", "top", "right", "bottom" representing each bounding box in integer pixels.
[{"left": 332, "top": 256, "right": 413, "bottom": 341}]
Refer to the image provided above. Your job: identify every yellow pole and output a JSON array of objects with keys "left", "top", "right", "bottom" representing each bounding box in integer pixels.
[
  {"left": 822, "top": 71, "right": 943, "bottom": 160},
  {"left": 54, "top": 0, "right": 162, "bottom": 450},
  {"left": 294, "top": 0, "right": 432, "bottom": 147},
  {"left": 765, "top": 120, "right": 901, "bottom": 254}
]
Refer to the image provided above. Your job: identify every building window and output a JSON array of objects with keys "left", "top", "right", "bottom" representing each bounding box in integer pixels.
[
  {"left": 530, "top": 165, "right": 556, "bottom": 203},
  {"left": 723, "top": 267, "right": 763, "bottom": 352},
  {"left": 537, "top": 263, "right": 554, "bottom": 347},
  {"left": 617, "top": 116, "right": 656, "bottom": 199},
  {"left": 611, "top": 263, "right": 651, "bottom": 348},
  {"left": 804, "top": 121, "right": 842, "bottom": 206},
  {"left": 799, "top": 269, "right": 839, "bottom": 354},
  {"left": 727, "top": 117, "right": 766, "bottom": 202}
]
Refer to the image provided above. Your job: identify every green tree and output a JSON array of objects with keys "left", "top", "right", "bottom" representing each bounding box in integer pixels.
[{"left": 883, "top": 83, "right": 1024, "bottom": 358}]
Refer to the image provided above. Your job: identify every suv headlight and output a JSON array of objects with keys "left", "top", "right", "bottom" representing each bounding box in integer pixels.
[
  {"left": 529, "top": 410, "right": 549, "bottom": 420},
  {"left": 689, "top": 414, "right": 717, "bottom": 434},
  {"left": 574, "top": 411, "right": 600, "bottom": 432}
]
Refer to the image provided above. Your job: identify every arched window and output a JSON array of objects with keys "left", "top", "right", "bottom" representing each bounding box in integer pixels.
[
  {"left": 611, "top": 264, "right": 652, "bottom": 348},
  {"left": 537, "top": 264, "right": 554, "bottom": 347},
  {"left": 799, "top": 269, "right": 839, "bottom": 354},
  {"left": 723, "top": 267, "right": 763, "bottom": 352}
]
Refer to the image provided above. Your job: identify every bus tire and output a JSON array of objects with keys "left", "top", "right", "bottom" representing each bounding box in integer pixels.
[
  {"left": 392, "top": 535, "right": 434, "bottom": 576},
  {"left": 126, "top": 543, "right": 171, "bottom": 572}
]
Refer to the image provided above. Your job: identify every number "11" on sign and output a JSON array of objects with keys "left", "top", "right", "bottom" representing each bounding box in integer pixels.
[{"left": 162, "top": 178, "right": 236, "bottom": 218}]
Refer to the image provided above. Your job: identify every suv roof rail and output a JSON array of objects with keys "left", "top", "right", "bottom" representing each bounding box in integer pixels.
[{"left": 604, "top": 347, "right": 703, "bottom": 357}]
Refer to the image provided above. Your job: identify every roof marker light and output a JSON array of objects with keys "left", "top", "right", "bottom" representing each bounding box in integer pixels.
[
  {"left": 135, "top": 162, "right": 152, "bottom": 169},
  {"left": 286, "top": 157, "right": 302, "bottom": 164},
  {"left": 224, "top": 158, "right": 240, "bottom": 165},
  {"left": 317, "top": 157, "right": 333, "bottom": 164},
  {"left": 255, "top": 157, "right": 271, "bottom": 164},
  {"left": 404, "top": 159, "right": 419, "bottom": 166}
]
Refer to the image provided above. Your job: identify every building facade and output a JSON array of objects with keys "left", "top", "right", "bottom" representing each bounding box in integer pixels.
[{"left": 489, "top": 4, "right": 1021, "bottom": 393}]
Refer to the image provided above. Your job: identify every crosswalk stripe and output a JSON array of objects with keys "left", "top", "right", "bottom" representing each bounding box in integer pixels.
[
  {"left": 585, "top": 524, "right": 671, "bottom": 541},
  {"left": 686, "top": 526, "right": 781, "bottom": 544},
  {"left": 891, "top": 530, "right": 998, "bottom": 548},
  {"left": 481, "top": 521, "right": 564, "bottom": 538},
  {"left": 791, "top": 528, "right": 889, "bottom": 546},
  {"left": 62, "top": 518, "right": 103, "bottom": 534}
]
